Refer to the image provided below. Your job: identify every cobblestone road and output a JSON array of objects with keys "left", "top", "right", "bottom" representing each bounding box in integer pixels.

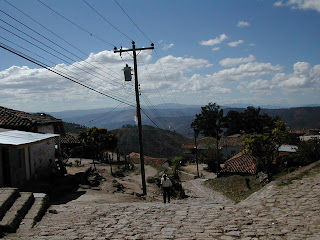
[{"left": 6, "top": 165, "right": 320, "bottom": 240}]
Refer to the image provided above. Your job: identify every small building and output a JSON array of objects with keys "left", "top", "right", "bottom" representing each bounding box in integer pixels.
[
  {"left": 127, "top": 152, "right": 168, "bottom": 167},
  {"left": 299, "top": 135, "right": 320, "bottom": 141},
  {"left": 182, "top": 135, "right": 245, "bottom": 159},
  {"left": 220, "top": 152, "right": 257, "bottom": 175},
  {"left": 278, "top": 145, "right": 298, "bottom": 157},
  {"left": 0, "top": 128, "right": 58, "bottom": 188},
  {"left": 0, "top": 106, "right": 65, "bottom": 135}
]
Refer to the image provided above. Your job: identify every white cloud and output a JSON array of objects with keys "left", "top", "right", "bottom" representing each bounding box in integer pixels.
[
  {"left": 219, "top": 55, "right": 256, "bottom": 67},
  {"left": 162, "top": 43, "right": 174, "bottom": 51},
  {"left": 228, "top": 40, "right": 244, "bottom": 47},
  {"left": 273, "top": 62, "right": 320, "bottom": 89},
  {"left": 212, "top": 47, "right": 220, "bottom": 51},
  {"left": 0, "top": 50, "right": 218, "bottom": 111},
  {"left": 237, "top": 21, "right": 250, "bottom": 28},
  {"left": 209, "top": 62, "right": 282, "bottom": 83},
  {"left": 274, "top": 0, "right": 320, "bottom": 13},
  {"left": 200, "top": 34, "right": 228, "bottom": 46}
]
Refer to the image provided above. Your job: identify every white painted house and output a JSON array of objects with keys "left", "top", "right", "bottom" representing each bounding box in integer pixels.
[{"left": 0, "top": 128, "right": 58, "bottom": 188}]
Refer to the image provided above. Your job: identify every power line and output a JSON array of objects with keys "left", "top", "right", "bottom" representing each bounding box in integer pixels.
[
  {"left": 114, "top": 0, "right": 153, "bottom": 44},
  {"left": 37, "top": 0, "right": 116, "bottom": 48},
  {"left": 0, "top": 22, "right": 135, "bottom": 103},
  {"left": 0, "top": 43, "right": 136, "bottom": 108},
  {"left": 3, "top": 0, "right": 122, "bottom": 79},
  {"left": 82, "top": 0, "right": 133, "bottom": 42},
  {"left": 0, "top": 17, "right": 124, "bottom": 88}
]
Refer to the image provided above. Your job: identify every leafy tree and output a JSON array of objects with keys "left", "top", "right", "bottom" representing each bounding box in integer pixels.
[
  {"left": 244, "top": 120, "right": 289, "bottom": 180},
  {"left": 191, "top": 102, "right": 224, "bottom": 138},
  {"left": 224, "top": 106, "right": 279, "bottom": 135},
  {"left": 295, "top": 139, "right": 320, "bottom": 165},
  {"left": 78, "top": 127, "right": 118, "bottom": 168},
  {"left": 199, "top": 146, "right": 224, "bottom": 172},
  {"left": 224, "top": 110, "right": 243, "bottom": 135}
]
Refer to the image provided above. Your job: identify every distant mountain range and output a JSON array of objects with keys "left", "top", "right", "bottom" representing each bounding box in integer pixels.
[{"left": 49, "top": 103, "right": 320, "bottom": 138}]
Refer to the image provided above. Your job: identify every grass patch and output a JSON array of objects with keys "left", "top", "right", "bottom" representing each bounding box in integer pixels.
[
  {"left": 205, "top": 175, "right": 265, "bottom": 203},
  {"left": 278, "top": 163, "right": 320, "bottom": 186}
]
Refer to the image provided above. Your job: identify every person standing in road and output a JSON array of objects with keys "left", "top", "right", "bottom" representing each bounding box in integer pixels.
[{"left": 161, "top": 174, "right": 172, "bottom": 203}]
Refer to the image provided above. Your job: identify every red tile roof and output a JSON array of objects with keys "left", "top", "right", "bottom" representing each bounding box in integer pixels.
[
  {"left": 60, "top": 133, "right": 80, "bottom": 145},
  {"left": 0, "top": 106, "right": 65, "bottom": 135},
  {"left": 128, "top": 152, "right": 167, "bottom": 166},
  {"left": 220, "top": 152, "right": 256, "bottom": 174}
]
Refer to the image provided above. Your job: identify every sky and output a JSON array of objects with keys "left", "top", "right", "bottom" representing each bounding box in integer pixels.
[{"left": 0, "top": 0, "right": 320, "bottom": 113}]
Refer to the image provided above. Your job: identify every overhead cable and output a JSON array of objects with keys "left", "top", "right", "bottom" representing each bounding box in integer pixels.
[{"left": 37, "top": 0, "right": 116, "bottom": 48}]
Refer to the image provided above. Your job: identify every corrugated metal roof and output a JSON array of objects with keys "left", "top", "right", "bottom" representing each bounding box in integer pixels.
[
  {"left": 278, "top": 145, "right": 298, "bottom": 153},
  {"left": 0, "top": 128, "right": 59, "bottom": 147}
]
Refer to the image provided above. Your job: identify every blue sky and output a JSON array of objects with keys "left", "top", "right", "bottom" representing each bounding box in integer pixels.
[{"left": 0, "top": 0, "right": 320, "bottom": 113}]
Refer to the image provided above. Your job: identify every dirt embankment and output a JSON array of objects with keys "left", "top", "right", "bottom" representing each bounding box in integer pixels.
[{"left": 50, "top": 158, "right": 163, "bottom": 204}]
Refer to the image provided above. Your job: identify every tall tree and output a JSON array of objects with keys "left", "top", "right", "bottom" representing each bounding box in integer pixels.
[
  {"left": 191, "top": 102, "right": 224, "bottom": 174},
  {"left": 224, "top": 106, "right": 279, "bottom": 135},
  {"left": 191, "top": 102, "right": 224, "bottom": 138}
]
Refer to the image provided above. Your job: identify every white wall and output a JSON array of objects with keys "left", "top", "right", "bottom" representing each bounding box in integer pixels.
[{"left": 29, "top": 138, "right": 55, "bottom": 180}]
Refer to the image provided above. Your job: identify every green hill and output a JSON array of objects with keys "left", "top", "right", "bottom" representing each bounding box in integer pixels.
[{"left": 112, "top": 125, "right": 191, "bottom": 158}]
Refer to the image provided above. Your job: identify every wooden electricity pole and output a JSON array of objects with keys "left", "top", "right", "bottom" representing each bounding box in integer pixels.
[{"left": 114, "top": 41, "right": 154, "bottom": 195}]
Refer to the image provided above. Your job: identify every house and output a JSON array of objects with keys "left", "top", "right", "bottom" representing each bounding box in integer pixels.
[
  {"left": 299, "top": 135, "right": 320, "bottom": 141},
  {"left": 127, "top": 152, "right": 168, "bottom": 167},
  {"left": 220, "top": 152, "right": 256, "bottom": 175},
  {"left": 0, "top": 106, "right": 65, "bottom": 135},
  {"left": 60, "top": 133, "right": 81, "bottom": 156},
  {"left": 278, "top": 145, "right": 298, "bottom": 157},
  {"left": 220, "top": 134, "right": 245, "bottom": 159},
  {"left": 0, "top": 128, "right": 58, "bottom": 187},
  {"left": 182, "top": 134, "right": 245, "bottom": 159}
]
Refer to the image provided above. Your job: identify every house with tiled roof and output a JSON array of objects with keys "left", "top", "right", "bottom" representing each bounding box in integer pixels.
[
  {"left": 127, "top": 152, "right": 169, "bottom": 167},
  {"left": 220, "top": 152, "right": 257, "bottom": 175},
  {"left": 182, "top": 134, "right": 245, "bottom": 159},
  {"left": 0, "top": 106, "right": 65, "bottom": 135}
]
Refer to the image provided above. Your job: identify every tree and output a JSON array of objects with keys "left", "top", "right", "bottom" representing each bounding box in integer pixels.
[
  {"left": 244, "top": 120, "right": 289, "bottom": 180},
  {"left": 224, "top": 110, "right": 243, "bottom": 136},
  {"left": 191, "top": 103, "right": 224, "bottom": 175},
  {"left": 295, "top": 139, "right": 320, "bottom": 165},
  {"left": 199, "top": 146, "right": 224, "bottom": 172},
  {"left": 79, "top": 127, "right": 118, "bottom": 169},
  {"left": 224, "top": 106, "right": 279, "bottom": 135},
  {"left": 191, "top": 102, "right": 224, "bottom": 138}
]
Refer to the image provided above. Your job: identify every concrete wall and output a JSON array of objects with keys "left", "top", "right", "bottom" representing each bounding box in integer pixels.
[{"left": 29, "top": 138, "right": 55, "bottom": 180}]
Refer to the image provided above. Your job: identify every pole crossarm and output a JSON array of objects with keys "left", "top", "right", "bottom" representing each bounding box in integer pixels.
[{"left": 114, "top": 46, "right": 154, "bottom": 53}]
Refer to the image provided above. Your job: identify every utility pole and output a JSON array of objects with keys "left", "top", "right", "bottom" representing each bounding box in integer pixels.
[
  {"left": 193, "top": 127, "right": 199, "bottom": 178},
  {"left": 114, "top": 41, "right": 154, "bottom": 195}
]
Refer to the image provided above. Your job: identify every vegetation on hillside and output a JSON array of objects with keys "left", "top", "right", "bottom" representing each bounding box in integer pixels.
[
  {"left": 63, "top": 122, "right": 87, "bottom": 134},
  {"left": 113, "top": 125, "right": 191, "bottom": 158}
]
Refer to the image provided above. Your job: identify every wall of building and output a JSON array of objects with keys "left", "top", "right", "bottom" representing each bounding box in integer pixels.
[
  {"left": 0, "top": 146, "right": 26, "bottom": 187},
  {"left": 222, "top": 146, "right": 244, "bottom": 160},
  {"left": 37, "top": 125, "right": 55, "bottom": 134},
  {"left": 29, "top": 138, "right": 55, "bottom": 180}
]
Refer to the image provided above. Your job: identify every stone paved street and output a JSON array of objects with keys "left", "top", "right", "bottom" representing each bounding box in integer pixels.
[{"left": 5, "top": 165, "right": 320, "bottom": 240}]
